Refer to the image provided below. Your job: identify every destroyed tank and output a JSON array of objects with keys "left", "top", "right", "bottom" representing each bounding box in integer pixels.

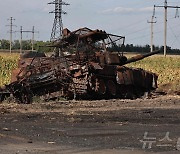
[{"left": 0, "top": 27, "right": 160, "bottom": 103}]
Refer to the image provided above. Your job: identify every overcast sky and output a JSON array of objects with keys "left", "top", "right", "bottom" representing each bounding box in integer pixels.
[{"left": 1, "top": 0, "right": 180, "bottom": 49}]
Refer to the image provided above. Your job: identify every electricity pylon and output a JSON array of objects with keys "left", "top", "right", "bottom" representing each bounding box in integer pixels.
[{"left": 48, "top": 0, "right": 69, "bottom": 42}]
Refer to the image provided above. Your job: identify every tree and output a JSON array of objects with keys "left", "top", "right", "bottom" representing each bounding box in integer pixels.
[
  {"left": 12, "top": 40, "right": 20, "bottom": 50},
  {"left": 34, "top": 41, "right": 51, "bottom": 53},
  {"left": 0, "top": 40, "right": 10, "bottom": 49}
]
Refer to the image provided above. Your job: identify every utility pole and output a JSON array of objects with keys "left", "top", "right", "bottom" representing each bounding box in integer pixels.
[
  {"left": 155, "top": 0, "right": 180, "bottom": 57},
  {"left": 16, "top": 26, "right": 38, "bottom": 54},
  {"left": 20, "top": 26, "right": 23, "bottom": 54},
  {"left": 148, "top": 6, "right": 157, "bottom": 52},
  {"left": 164, "top": 0, "right": 167, "bottom": 57},
  {"left": 48, "top": 0, "right": 69, "bottom": 42},
  {"left": 31, "top": 26, "right": 39, "bottom": 51},
  {"left": 6, "top": 17, "right": 16, "bottom": 53}
]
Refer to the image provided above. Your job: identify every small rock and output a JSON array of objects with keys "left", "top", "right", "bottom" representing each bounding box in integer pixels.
[
  {"left": 13, "top": 120, "right": 18, "bottom": 122},
  {"left": 48, "top": 141, "right": 56, "bottom": 144},
  {"left": 2, "top": 127, "right": 11, "bottom": 131}
]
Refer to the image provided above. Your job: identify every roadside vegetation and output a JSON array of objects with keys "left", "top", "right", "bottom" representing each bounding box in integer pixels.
[{"left": 0, "top": 53, "right": 19, "bottom": 86}]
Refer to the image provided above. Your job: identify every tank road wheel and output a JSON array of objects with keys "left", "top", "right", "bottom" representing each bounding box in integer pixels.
[
  {"left": 0, "top": 93, "right": 6, "bottom": 102},
  {"left": 96, "top": 79, "right": 106, "bottom": 95},
  {"left": 20, "top": 93, "right": 32, "bottom": 104},
  {"left": 20, "top": 87, "right": 33, "bottom": 104},
  {"left": 107, "top": 80, "right": 117, "bottom": 97},
  {"left": 13, "top": 86, "right": 33, "bottom": 104}
]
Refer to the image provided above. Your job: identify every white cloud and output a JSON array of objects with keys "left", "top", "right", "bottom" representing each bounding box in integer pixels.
[
  {"left": 139, "top": 7, "right": 154, "bottom": 12},
  {"left": 114, "top": 7, "right": 134, "bottom": 13},
  {"left": 102, "top": 6, "right": 154, "bottom": 14}
]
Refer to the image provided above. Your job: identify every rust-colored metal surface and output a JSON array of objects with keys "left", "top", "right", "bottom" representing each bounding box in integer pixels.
[{"left": 0, "top": 27, "right": 160, "bottom": 103}]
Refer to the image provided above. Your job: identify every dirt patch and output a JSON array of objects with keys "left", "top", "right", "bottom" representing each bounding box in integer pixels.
[
  {"left": 0, "top": 95, "right": 180, "bottom": 115},
  {"left": 0, "top": 95, "right": 180, "bottom": 153},
  {"left": 0, "top": 95, "right": 180, "bottom": 154},
  {"left": 157, "top": 83, "right": 180, "bottom": 95}
]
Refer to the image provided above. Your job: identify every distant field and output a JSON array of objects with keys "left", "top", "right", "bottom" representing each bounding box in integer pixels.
[{"left": 0, "top": 52, "right": 179, "bottom": 93}]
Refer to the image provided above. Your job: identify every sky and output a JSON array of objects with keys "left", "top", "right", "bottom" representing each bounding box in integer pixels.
[{"left": 1, "top": 0, "right": 180, "bottom": 49}]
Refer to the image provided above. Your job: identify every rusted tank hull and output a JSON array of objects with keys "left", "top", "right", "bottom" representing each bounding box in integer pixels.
[
  {"left": 1, "top": 53, "right": 159, "bottom": 103},
  {"left": 3, "top": 62, "right": 158, "bottom": 104},
  {"left": 0, "top": 28, "right": 160, "bottom": 103}
]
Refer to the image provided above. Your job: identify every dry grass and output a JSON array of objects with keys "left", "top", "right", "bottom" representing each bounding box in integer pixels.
[
  {"left": 0, "top": 53, "right": 19, "bottom": 86},
  {"left": 126, "top": 54, "right": 180, "bottom": 92}
]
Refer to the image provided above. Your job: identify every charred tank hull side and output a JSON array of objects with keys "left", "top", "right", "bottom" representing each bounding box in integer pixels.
[{"left": 71, "top": 65, "right": 158, "bottom": 99}]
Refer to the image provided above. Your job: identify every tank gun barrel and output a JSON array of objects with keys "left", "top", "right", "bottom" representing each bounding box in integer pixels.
[{"left": 124, "top": 50, "right": 160, "bottom": 65}]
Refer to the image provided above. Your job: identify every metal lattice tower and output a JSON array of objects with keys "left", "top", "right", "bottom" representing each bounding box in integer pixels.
[{"left": 48, "top": 0, "right": 69, "bottom": 42}]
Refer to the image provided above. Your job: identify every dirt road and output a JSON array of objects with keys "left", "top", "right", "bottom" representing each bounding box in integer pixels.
[{"left": 0, "top": 95, "right": 180, "bottom": 154}]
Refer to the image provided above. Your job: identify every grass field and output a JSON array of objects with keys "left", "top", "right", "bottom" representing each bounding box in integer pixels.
[
  {"left": 0, "top": 53, "right": 19, "bottom": 86},
  {"left": 126, "top": 54, "right": 180, "bottom": 93},
  {"left": 0, "top": 52, "right": 179, "bottom": 93}
]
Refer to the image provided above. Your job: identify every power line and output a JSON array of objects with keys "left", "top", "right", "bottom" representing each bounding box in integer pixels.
[
  {"left": 128, "top": 21, "right": 180, "bottom": 46},
  {"left": 48, "top": 0, "right": 69, "bottom": 42},
  {"left": 155, "top": 0, "right": 180, "bottom": 56},
  {"left": 121, "top": 17, "right": 148, "bottom": 30},
  {"left": 128, "top": 34, "right": 150, "bottom": 42},
  {"left": 16, "top": 26, "right": 39, "bottom": 54},
  {"left": 125, "top": 26, "right": 149, "bottom": 37},
  {"left": 31, "top": 26, "right": 39, "bottom": 51},
  {"left": 121, "top": 16, "right": 177, "bottom": 38},
  {"left": 167, "top": 22, "right": 180, "bottom": 47},
  {"left": 6, "top": 17, "right": 16, "bottom": 53},
  {"left": 147, "top": 6, "right": 157, "bottom": 52},
  {"left": 112, "top": 17, "right": 149, "bottom": 36}
]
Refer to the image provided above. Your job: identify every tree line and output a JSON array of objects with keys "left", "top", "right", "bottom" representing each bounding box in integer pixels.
[
  {"left": 108, "top": 44, "right": 180, "bottom": 54},
  {"left": 0, "top": 39, "right": 51, "bottom": 52},
  {"left": 122, "top": 44, "right": 180, "bottom": 54},
  {"left": 0, "top": 39, "right": 180, "bottom": 54}
]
